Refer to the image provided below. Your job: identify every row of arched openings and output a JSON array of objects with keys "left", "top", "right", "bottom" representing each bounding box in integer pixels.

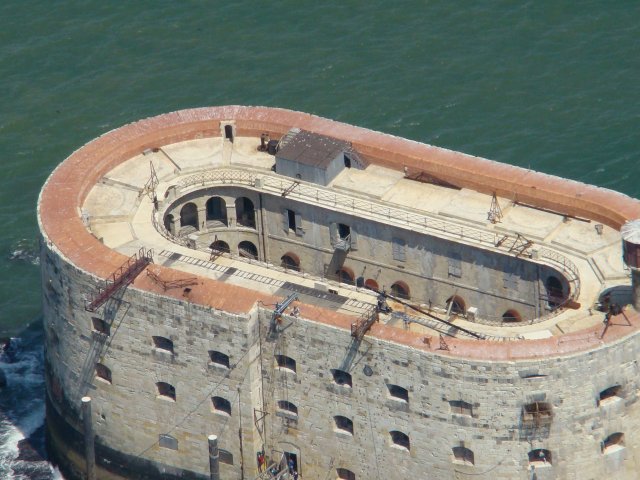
[
  {"left": 210, "top": 240, "right": 258, "bottom": 260},
  {"left": 167, "top": 196, "right": 256, "bottom": 233}
]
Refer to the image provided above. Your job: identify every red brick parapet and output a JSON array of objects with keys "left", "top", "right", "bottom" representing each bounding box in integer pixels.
[{"left": 37, "top": 106, "right": 640, "bottom": 361}]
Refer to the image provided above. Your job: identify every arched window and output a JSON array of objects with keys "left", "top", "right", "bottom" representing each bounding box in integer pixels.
[
  {"left": 502, "top": 309, "right": 522, "bottom": 322},
  {"left": 387, "top": 384, "right": 409, "bottom": 402},
  {"left": 206, "top": 197, "right": 227, "bottom": 226},
  {"left": 545, "top": 275, "right": 564, "bottom": 308},
  {"left": 219, "top": 449, "right": 234, "bottom": 465},
  {"left": 389, "top": 431, "right": 410, "bottom": 451},
  {"left": 602, "top": 433, "right": 624, "bottom": 454},
  {"left": 208, "top": 350, "right": 230, "bottom": 369},
  {"left": 152, "top": 336, "right": 174, "bottom": 354},
  {"left": 179, "top": 202, "right": 198, "bottom": 229},
  {"left": 331, "top": 369, "right": 352, "bottom": 388},
  {"left": 528, "top": 449, "right": 552, "bottom": 466},
  {"left": 599, "top": 385, "right": 622, "bottom": 406},
  {"left": 334, "top": 416, "right": 354, "bottom": 435},
  {"left": 336, "top": 468, "right": 356, "bottom": 480},
  {"left": 91, "top": 317, "right": 110, "bottom": 335},
  {"left": 277, "top": 400, "right": 298, "bottom": 418},
  {"left": 446, "top": 295, "right": 466, "bottom": 315},
  {"left": 364, "top": 279, "right": 379, "bottom": 292},
  {"left": 159, "top": 434, "right": 178, "bottom": 450},
  {"left": 235, "top": 197, "right": 255, "bottom": 228},
  {"left": 390, "top": 281, "right": 410, "bottom": 300},
  {"left": 95, "top": 363, "right": 112, "bottom": 384},
  {"left": 275, "top": 355, "right": 296, "bottom": 373},
  {"left": 210, "top": 240, "right": 230, "bottom": 254},
  {"left": 281, "top": 253, "right": 300, "bottom": 271},
  {"left": 212, "top": 396, "right": 232, "bottom": 416},
  {"left": 452, "top": 446, "right": 474, "bottom": 465},
  {"left": 238, "top": 241, "right": 258, "bottom": 259},
  {"left": 156, "top": 382, "right": 176, "bottom": 401},
  {"left": 336, "top": 267, "right": 354, "bottom": 285}
]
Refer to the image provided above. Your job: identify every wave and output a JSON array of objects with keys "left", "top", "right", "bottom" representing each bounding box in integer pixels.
[
  {"left": 0, "top": 327, "right": 66, "bottom": 479},
  {"left": 7, "top": 239, "right": 40, "bottom": 266}
]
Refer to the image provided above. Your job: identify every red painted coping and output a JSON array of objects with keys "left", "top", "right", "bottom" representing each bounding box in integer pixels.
[{"left": 38, "top": 106, "right": 640, "bottom": 361}]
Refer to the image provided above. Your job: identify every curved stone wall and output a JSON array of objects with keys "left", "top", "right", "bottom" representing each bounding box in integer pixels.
[{"left": 38, "top": 106, "right": 640, "bottom": 479}]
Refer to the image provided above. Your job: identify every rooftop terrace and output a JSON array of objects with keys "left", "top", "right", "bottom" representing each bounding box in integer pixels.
[{"left": 38, "top": 106, "right": 640, "bottom": 360}]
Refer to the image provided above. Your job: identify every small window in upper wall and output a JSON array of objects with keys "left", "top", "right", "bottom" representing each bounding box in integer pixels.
[
  {"left": 219, "top": 449, "right": 234, "bottom": 465},
  {"left": 387, "top": 384, "right": 409, "bottom": 403},
  {"left": 95, "top": 363, "right": 112, "bottom": 384},
  {"left": 212, "top": 396, "right": 232, "bottom": 416},
  {"left": 152, "top": 336, "right": 174, "bottom": 354},
  {"left": 389, "top": 431, "right": 410, "bottom": 451},
  {"left": 275, "top": 355, "right": 296, "bottom": 373},
  {"left": 599, "top": 385, "right": 622, "bottom": 405},
  {"left": 503, "top": 272, "right": 519, "bottom": 290},
  {"left": 448, "top": 253, "right": 462, "bottom": 278},
  {"left": 337, "top": 468, "right": 356, "bottom": 480},
  {"left": 91, "top": 317, "right": 110, "bottom": 335},
  {"left": 334, "top": 415, "right": 354, "bottom": 435},
  {"left": 209, "top": 350, "right": 230, "bottom": 369},
  {"left": 450, "top": 400, "right": 473, "bottom": 416},
  {"left": 528, "top": 449, "right": 552, "bottom": 467},
  {"left": 158, "top": 434, "right": 178, "bottom": 450},
  {"left": 343, "top": 154, "right": 352, "bottom": 168},
  {"left": 283, "top": 209, "right": 303, "bottom": 236},
  {"left": 156, "top": 382, "right": 176, "bottom": 401},
  {"left": 602, "top": 432, "right": 624, "bottom": 454},
  {"left": 392, "top": 237, "right": 406, "bottom": 262},
  {"left": 277, "top": 400, "right": 298, "bottom": 418},
  {"left": 331, "top": 369, "right": 352, "bottom": 388},
  {"left": 452, "top": 446, "right": 474, "bottom": 465}
]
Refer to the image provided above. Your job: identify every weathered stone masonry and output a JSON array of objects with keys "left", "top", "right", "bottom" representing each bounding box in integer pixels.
[{"left": 39, "top": 106, "right": 640, "bottom": 480}]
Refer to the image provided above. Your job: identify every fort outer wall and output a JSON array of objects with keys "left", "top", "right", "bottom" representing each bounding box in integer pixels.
[
  {"left": 38, "top": 106, "right": 640, "bottom": 479},
  {"left": 41, "top": 236, "right": 640, "bottom": 480}
]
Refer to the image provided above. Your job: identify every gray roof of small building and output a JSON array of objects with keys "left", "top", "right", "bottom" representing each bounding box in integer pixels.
[{"left": 276, "top": 129, "right": 351, "bottom": 169}]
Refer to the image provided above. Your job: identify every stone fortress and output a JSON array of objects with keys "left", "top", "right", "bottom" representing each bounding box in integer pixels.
[{"left": 38, "top": 106, "right": 640, "bottom": 480}]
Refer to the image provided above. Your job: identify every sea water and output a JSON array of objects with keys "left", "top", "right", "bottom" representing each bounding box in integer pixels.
[{"left": 0, "top": 0, "right": 638, "bottom": 477}]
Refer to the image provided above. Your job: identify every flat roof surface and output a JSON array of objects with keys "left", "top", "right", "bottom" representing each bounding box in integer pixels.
[
  {"left": 82, "top": 135, "right": 627, "bottom": 341},
  {"left": 38, "top": 106, "right": 640, "bottom": 361},
  {"left": 276, "top": 129, "right": 351, "bottom": 168}
]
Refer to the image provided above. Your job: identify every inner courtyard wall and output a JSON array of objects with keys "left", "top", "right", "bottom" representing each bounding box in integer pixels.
[{"left": 163, "top": 186, "right": 568, "bottom": 322}]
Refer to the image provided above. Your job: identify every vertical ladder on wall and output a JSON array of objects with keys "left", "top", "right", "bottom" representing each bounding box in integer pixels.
[{"left": 85, "top": 247, "right": 153, "bottom": 312}]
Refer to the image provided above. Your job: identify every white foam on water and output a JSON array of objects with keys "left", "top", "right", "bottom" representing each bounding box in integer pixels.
[{"left": 0, "top": 333, "right": 66, "bottom": 479}]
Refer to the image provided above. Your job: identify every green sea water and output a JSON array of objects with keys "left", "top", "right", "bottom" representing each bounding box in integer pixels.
[{"left": 1, "top": 0, "right": 638, "bottom": 337}]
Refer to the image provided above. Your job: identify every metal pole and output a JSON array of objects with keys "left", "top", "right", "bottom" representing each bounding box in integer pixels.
[
  {"left": 208, "top": 435, "right": 220, "bottom": 480},
  {"left": 81, "top": 396, "right": 96, "bottom": 480}
]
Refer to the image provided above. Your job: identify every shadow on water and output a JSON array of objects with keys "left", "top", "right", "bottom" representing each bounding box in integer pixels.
[{"left": 0, "top": 319, "right": 64, "bottom": 480}]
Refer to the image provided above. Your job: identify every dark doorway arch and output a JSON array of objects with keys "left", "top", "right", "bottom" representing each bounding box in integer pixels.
[
  {"left": 545, "top": 275, "right": 564, "bottom": 308},
  {"left": 391, "top": 281, "right": 410, "bottom": 300},
  {"left": 235, "top": 197, "right": 256, "bottom": 228},
  {"left": 281, "top": 252, "right": 300, "bottom": 271},
  {"left": 163, "top": 214, "right": 174, "bottom": 234},
  {"left": 206, "top": 197, "right": 227, "bottom": 226},
  {"left": 446, "top": 295, "right": 466, "bottom": 315},
  {"left": 364, "top": 279, "right": 379, "bottom": 292},
  {"left": 210, "top": 240, "right": 230, "bottom": 254},
  {"left": 502, "top": 309, "right": 522, "bottom": 322},
  {"left": 224, "top": 124, "right": 233, "bottom": 142},
  {"left": 238, "top": 241, "right": 258, "bottom": 259},
  {"left": 179, "top": 203, "right": 198, "bottom": 229},
  {"left": 336, "top": 267, "right": 354, "bottom": 285}
]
